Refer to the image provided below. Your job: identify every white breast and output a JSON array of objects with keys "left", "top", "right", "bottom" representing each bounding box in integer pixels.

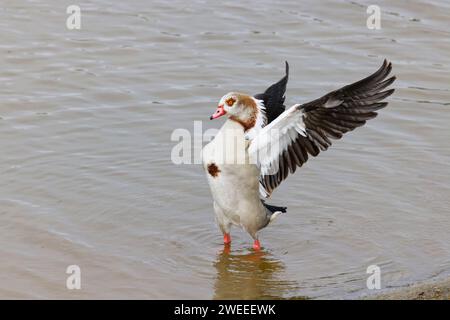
[{"left": 202, "top": 120, "right": 265, "bottom": 228}]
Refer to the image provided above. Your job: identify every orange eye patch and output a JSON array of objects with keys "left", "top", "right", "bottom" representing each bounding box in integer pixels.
[{"left": 225, "top": 97, "right": 236, "bottom": 106}]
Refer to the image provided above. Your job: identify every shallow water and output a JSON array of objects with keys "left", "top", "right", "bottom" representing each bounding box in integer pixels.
[{"left": 0, "top": 0, "right": 449, "bottom": 299}]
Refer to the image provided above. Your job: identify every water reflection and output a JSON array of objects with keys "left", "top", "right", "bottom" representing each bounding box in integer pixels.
[{"left": 213, "top": 246, "right": 303, "bottom": 299}]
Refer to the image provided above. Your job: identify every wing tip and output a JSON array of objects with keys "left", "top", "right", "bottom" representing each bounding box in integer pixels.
[
  {"left": 382, "top": 88, "right": 396, "bottom": 99},
  {"left": 282, "top": 60, "right": 289, "bottom": 82}
]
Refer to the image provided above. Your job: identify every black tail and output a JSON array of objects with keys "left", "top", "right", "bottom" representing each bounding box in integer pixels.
[{"left": 261, "top": 200, "right": 287, "bottom": 214}]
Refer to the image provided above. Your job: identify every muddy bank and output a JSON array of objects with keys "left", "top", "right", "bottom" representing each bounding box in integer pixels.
[{"left": 365, "top": 278, "right": 450, "bottom": 300}]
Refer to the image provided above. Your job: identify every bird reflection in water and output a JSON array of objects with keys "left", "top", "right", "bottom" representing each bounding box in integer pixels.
[{"left": 213, "top": 245, "right": 304, "bottom": 299}]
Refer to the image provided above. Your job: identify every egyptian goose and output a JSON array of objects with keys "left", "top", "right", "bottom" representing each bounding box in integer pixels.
[{"left": 202, "top": 60, "right": 395, "bottom": 250}]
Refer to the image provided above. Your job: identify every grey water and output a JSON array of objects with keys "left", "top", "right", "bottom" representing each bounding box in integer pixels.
[{"left": 0, "top": 0, "right": 449, "bottom": 298}]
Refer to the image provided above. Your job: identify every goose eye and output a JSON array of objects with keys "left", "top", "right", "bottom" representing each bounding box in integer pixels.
[{"left": 225, "top": 97, "right": 236, "bottom": 106}]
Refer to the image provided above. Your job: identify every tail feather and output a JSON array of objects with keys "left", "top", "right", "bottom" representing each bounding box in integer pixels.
[{"left": 261, "top": 200, "right": 287, "bottom": 224}]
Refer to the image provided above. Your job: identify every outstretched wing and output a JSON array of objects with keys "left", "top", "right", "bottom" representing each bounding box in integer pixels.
[
  {"left": 254, "top": 62, "right": 289, "bottom": 125},
  {"left": 249, "top": 59, "right": 396, "bottom": 198}
]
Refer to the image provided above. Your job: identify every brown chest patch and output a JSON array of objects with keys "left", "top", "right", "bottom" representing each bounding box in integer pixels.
[
  {"left": 207, "top": 163, "right": 221, "bottom": 178},
  {"left": 229, "top": 115, "right": 256, "bottom": 132}
]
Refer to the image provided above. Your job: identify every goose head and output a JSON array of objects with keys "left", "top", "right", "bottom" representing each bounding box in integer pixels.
[{"left": 210, "top": 92, "right": 265, "bottom": 131}]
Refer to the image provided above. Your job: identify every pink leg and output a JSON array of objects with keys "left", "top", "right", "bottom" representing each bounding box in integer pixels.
[
  {"left": 223, "top": 233, "right": 231, "bottom": 245},
  {"left": 253, "top": 239, "right": 261, "bottom": 251}
]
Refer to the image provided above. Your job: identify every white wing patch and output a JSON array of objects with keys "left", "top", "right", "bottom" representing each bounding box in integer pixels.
[{"left": 248, "top": 105, "right": 306, "bottom": 177}]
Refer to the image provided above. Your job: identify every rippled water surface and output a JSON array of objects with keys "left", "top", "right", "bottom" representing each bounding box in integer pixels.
[{"left": 1, "top": 0, "right": 449, "bottom": 299}]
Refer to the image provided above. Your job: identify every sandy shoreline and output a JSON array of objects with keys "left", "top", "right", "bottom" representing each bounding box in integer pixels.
[{"left": 364, "top": 278, "right": 450, "bottom": 300}]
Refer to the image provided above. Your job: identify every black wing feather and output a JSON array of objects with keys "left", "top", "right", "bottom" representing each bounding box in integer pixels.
[{"left": 254, "top": 62, "right": 289, "bottom": 124}]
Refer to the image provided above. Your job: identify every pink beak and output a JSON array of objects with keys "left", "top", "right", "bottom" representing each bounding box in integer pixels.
[{"left": 210, "top": 105, "right": 226, "bottom": 120}]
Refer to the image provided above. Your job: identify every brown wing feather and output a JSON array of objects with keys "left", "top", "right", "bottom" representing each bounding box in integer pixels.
[{"left": 261, "top": 60, "right": 396, "bottom": 197}]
